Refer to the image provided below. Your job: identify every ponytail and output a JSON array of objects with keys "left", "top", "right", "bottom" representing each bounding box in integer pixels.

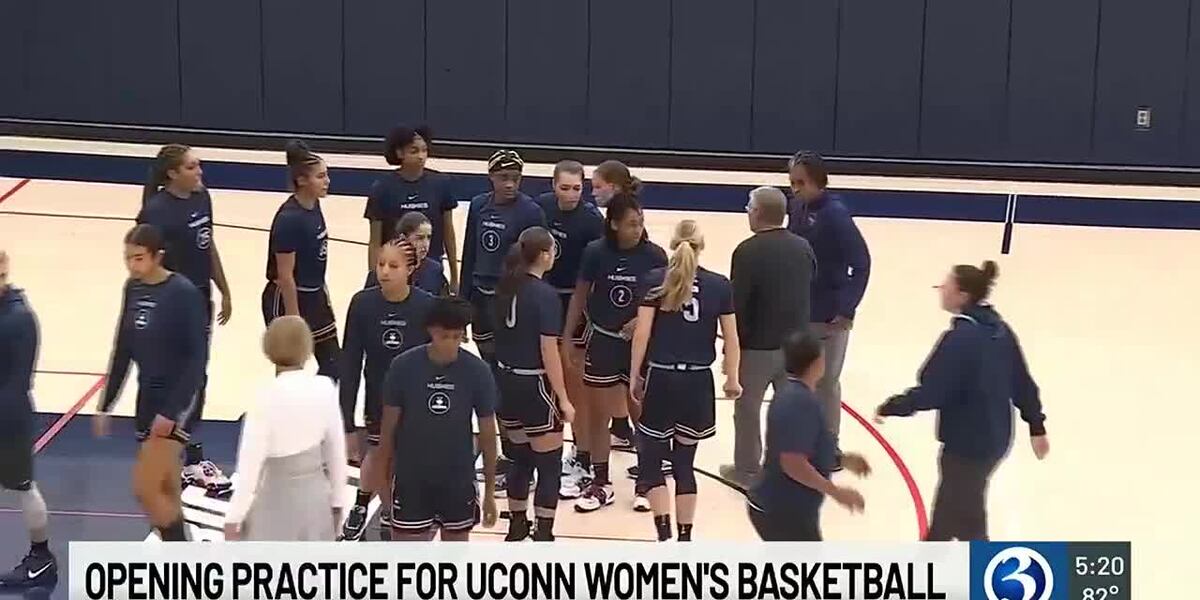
[
  {"left": 952, "top": 260, "right": 999, "bottom": 305},
  {"left": 285, "top": 139, "right": 323, "bottom": 189},
  {"left": 497, "top": 227, "right": 555, "bottom": 299},
  {"left": 627, "top": 175, "right": 643, "bottom": 196},
  {"left": 142, "top": 144, "right": 191, "bottom": 205},
  {"left": 653, "top": 220, "right": 704, "bottom": 312}
]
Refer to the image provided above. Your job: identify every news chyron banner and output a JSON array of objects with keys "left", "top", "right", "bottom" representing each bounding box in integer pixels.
[{"left": 70, "top": 541, "right": 1130, "bottom": 600}]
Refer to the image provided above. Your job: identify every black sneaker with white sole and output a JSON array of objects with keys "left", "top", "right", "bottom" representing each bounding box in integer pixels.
[
  {"left": 0, "top": 548, "right": 57, "bottom": 589},
  {"left": 339, "top": 505, "right": 368, "bottom": 541}
]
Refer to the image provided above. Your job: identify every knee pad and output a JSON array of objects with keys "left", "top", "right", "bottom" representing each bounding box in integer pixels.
[
  {"left": 636, "top": 439, "right": 669, "bottom": 490},
  {"left": 672, "top": 442, "right": 698, "bottom": 496},
  {"left": 500, "top": 436, "right": 530, "bottom": 462},
  {"left": 506, "top": 443, "right": 534, "bottom": 501},
  {"left": 532, "top": 447, "right": 562, "bottom": 511}
]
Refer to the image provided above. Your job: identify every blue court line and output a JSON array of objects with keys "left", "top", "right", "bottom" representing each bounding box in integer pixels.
[{"left": 4, "top": 149, "right": 1200, "bottom": 236}]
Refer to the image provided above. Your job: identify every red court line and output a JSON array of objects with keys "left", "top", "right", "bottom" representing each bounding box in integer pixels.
[
  {"left": 34, "top": 375, "right": 106, "bottom": 454},
  {"left": 0, "top": 178, "right": 31, "bottom": 204},
  {"left": 841, "top": 403, "right": 929, "bottom": 539}
]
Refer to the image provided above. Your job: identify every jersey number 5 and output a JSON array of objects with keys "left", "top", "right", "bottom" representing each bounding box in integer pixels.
[{"left": 682, "top": 285, "right": 701, "bottom": 323}]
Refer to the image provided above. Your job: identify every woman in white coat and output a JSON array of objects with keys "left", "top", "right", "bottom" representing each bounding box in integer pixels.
[{"left": 224, "top": 316, "right": 348, "bottom": 540}]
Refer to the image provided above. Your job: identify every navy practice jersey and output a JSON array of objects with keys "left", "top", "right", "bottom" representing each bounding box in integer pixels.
[
  {"left": 459, "top": 192, "right": 545, "bottom": 298},
  {"left": 100, "top": 274, "right": 207, "bottom": 422},
  {"left": 413, "top": 258, "right": 448, "bottom": 296},
  {"left": 639, "top": 266, "right": 734, "bottom": 366},
  {"left": 384, "top": 346, "right": 497, "bottom": 479},
  {"left": 265, "top": 197, "right": 329, "bottom": 290},
  {"left": 536, "top": 192, "right": 604, "bottom": 293},
  {"left": 364, "top": 170, "right": 456, "bottom": 259},
  {"left": 340, "top": 287, "right": 436, "bottom": 426},
  {"left": 0, "top": 287, "right": 38, "bottom": 434},
  {"left": 137, "top": 189, "right": 215, "bottom": 296},
  {"left": 579, "top": 239, "right": 668, "bottom": 332},
  {"left": 751, "top": 378, "right": 836, "bottom": 512},
  {"left": 494, "top": 275, "right": 563, "bottom": 370}
]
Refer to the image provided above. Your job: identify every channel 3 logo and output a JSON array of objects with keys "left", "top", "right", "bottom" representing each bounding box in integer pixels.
[{"left": 984, "top": 546, "right": 1055, "bottom": 600}]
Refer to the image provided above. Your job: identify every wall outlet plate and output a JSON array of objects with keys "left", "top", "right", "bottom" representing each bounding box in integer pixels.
[{"left": 1135, "top": 106, "right": 1152, "bottom": 131}]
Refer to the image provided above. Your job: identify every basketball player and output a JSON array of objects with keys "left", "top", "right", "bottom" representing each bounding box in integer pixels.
[
  {"left": 591, "top": 160, "right": 641, "bottom": 208},
  {"left": 224, "top": 316, "right": 347, "bottom": 541},
  {"left": 363, "top": 125, "right": 458, "bottom": 292},
  {"left": 372, "top": 298, "right": 499, "bottom": 541},
  {"left": 564, "top": 194, "right": 667, "bottom": 512},
  {"left": 396, "top": 212, "right": 450, "bottom": 296},
  {"left": 137, "top": 144, "right": 233, "bottom": 494},
  {"left": 628, "top": 220, "right": 741, "bottom": 541},
  {"left": 494, "top": 227, "right": 576, "bottom": 541},
  {"left": 459, "top": 149, "right": 545, "bottom": 368},
  {"left": 876, "top": 261, "right": 1049, "bottom": 541},
  {"left": 262, "top": 141, "right": 340, "bottom": 383},
  {"left": 536, "top": 161, "right": 604, "bottom": 499},
  {"left": 96, "top": 225, "right": 208, "bottom": 542},
  {"left": 747, "top": 330, "right": 871, "bottom": 541},
  {"left": 589, "top": 160, "right": 642, "bottom": 450},
  {"left": 339, "top": 240, "right": 436, "bottom": 541},
  {"left": 0, "top": 250, "right": 56, "bottom": 589}
]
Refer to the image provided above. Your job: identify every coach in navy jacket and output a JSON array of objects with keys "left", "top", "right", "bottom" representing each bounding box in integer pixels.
[
  {"left": 787, "top": 151, "right": 871, "bottom": 456},
  {"left": 876, "top": 261, "right": 1049, "bottom": 541}
]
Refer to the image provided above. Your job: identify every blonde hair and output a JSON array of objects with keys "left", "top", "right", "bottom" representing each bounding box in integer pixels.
[
  {"left": 656, "top": 220, "right": 704, "bottom": 312},
  {"left": 262, "top": 316, "right": 313, "bottom": 368}
]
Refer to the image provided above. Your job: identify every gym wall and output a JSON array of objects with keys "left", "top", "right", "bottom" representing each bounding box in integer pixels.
[{"left": 2, "top": 0, "right": 1199, "bottom": 167}]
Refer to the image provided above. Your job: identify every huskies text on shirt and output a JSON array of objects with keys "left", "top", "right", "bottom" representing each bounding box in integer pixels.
[
  {"left": 384, "top": 346, "right": 497, "bottom": 480},
  {"left": 459, "top": 192, "right": 545, "bottom": 299},
  {"left": 364, "top": 170, "right": 457, "bottom": 260},
  {"left": 535, "top": 192, "right": 604, "bottom": 294},
  {"left": 579, "top": 239, "right": 668, "bottom": 334},
  {"left": 100, "top": 274, "right": 207, "bottom": 437},
  {"left": 137, "top": 189, "right": 215, "bottom": 298},
  {"left": 340, "top": 287, "right": 436, "bottom": 442}
]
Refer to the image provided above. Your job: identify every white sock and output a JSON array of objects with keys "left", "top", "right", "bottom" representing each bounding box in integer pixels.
[{"left": 21, "top": 483, "right": 49, "bottom": 544}]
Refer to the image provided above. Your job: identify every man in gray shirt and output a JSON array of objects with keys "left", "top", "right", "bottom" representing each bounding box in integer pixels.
[{"left": 720, "top": 187, "right": 815, "bottom": 488}]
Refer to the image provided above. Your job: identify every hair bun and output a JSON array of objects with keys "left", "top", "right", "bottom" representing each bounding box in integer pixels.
[
  {"left": 981, "top": 260, "right": 999, "bottom": 282},
  {"left": 628, "top": 176, "right": 644, "bottom": 195},
  {"left": 284, "top": 140, "right": 312, "bottom": 166}
]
